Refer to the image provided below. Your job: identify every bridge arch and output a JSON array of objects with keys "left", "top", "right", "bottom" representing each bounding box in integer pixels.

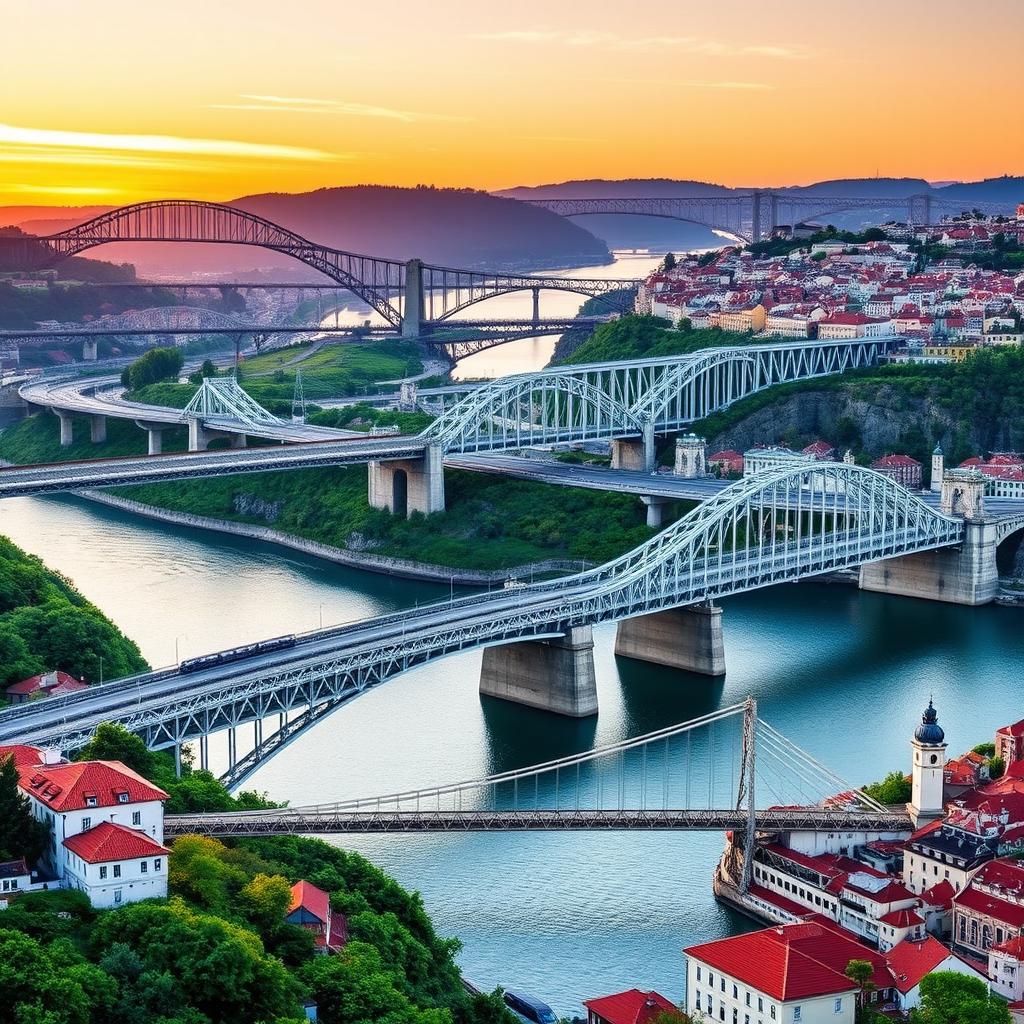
[
  {"left": 25, "top": 200, "right": 406, "bottom": 326},
  {"left": 423, "top": 372, "right": 647, "bottom": 453}
]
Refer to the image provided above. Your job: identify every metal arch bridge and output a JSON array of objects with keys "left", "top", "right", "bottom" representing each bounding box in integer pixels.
[
  {"left": 524, "top": 192, "right": 1015, "bottom": 243},
  {"left": 1, "top": 200, "right": 637, "bottom": 332},
  {"left": 0, "top": 461, "right": 963, "bottom": 787},
  {"left": 165, "top": 701, "right": 913, "bottom": 889}
]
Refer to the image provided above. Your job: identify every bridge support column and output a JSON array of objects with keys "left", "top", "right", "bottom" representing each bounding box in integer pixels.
[
  {"left": 188, "top": 418, "right": 209, "bottom": 452},
  {"left": 89, "top": 414, "right": 106, "bottom": 444},
  {"left": 146, "top": 427, "right": 163, "bottom": 455},
  {"left": 642, "top": 495, "right": 671, "bottom": 528},
  {"left": 401, "top": 258, "right": 424, "bottom": 339},
  {"left": 82, "top": 338, "right": 98, "bottom": 362},
  {"left": 230, "top": 432, "right": 247, "bottom": 449},
  {"left": 614, "top": 602, "right": 725, "bottom": 675},
  {"left": 54, "top": 410, "right": 74, "bottom": 447},
  {"left": 859, "top": 520, "right": 999, "bottom": 606},
  {"left": 611, "top": 427, "right": 656, "bottom": 473},
  {"left": 531, "top": 287, "right": 540, "bottom": 324},
  {"left": 479, "top": 625, "right": 598, "bottom": 717},
  {"left": 368, "top": 443, "right": 445, "bottom": 517}
]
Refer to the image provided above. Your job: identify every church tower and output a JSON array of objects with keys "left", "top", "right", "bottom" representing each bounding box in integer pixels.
[{"left": 909, "top": 699, "right": 947, "bottom": 825}]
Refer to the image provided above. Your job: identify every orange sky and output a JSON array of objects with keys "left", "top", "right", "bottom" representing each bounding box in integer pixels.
[{"left": 2, "top": 0, "right": 1021, "bottom": 206}]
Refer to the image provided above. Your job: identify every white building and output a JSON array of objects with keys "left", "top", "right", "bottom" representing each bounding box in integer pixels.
[
  {"left": 63, "top": 821, "right": 169, "bottom": 908},
  {"left": 909, "top": 699, "right": 948, "bottom": 826}
]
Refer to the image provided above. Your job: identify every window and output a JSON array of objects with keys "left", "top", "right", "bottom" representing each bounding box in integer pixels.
[
  {"left": 696, "top": 993, "right": 702, "bottom": 1011},
  {"left": 114, "top": 889, "right": 122, "bottom": 904},
  {"left": 746, "top": 993, "right": 751, "bottom": 1007},
  {"left": 721, "top": 977, "right": 726, "bottom": 992},
  {"left": 154, "top": 858, "right": 161, "bottom": 871},
  {"left": 771, "top": 1007, "right": 776, "bottom": 1021},
  {"left": 99, "top": 866, "right": 107, "bottom": 880},
  {"left": 85, "top": 796, "right": 97, "bottom": 807},
  {"left": 758, "top": 998, "right": 763, "bottom": 1012},
  {"left": 834, "top": 998, "right": 842, "bottom": 1013},
  {"left": 733, "top": 984, "right": 738, "bottom": 998},
  {"left": 141, "top": 861, "right": 148, "bottom": 874},
  {"left": 81, "top": 817, "right": 91, "bottom": 832},
  {"left": 113, "top": 865, "right": 121, "bottom": 878},
  {"left": 709, "top": 974, "right": 715, "bottom": 988},
  {"left": 132, "top": 811, "right": 141, "bottom": 826},
  {"left": 793, "top": 1009, "right": 801, "bottom": 1022},
  {"left": 697, "top": 967, "right": 702, "bottom": 982},
  {"left": 708, "top": 998, "right": 714, "bottom": 1016},
  {"left": 117, "top": 792, "right": 129, "bottom": 804}
]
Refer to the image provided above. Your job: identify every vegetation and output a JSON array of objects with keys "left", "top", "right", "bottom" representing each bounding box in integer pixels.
[
  {"left": 844, "top": 959, "right": 877, "bottom": 1024},
  {"left": 987, "top": 755, "right": 1006, "bottom": 780},
  {"left": 862, "top": 770, "right": 912, "bottom": 805},
  {"left": 0, "top": 753, "right": 51, "bottom": 863},
  {"left": 0, "top": 535, "right": 148, "bottom": 688},
  {"left": 120, "top": 347, "right": 185, "bottom": 390},
  {"left": 910, "top": 972, "right": 1011, "bottom": 1023}
]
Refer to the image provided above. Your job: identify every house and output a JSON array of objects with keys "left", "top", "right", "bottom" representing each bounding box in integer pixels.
[
  {"left": 583, "top": 988, "right": 677, "bottom": 1024},
  {"left": 285, "top": 880, "right": 348, "bottom": 953},
  {"left": 903, "top": 814, "right": 1001, "bottom": 898},
  {"left": 887, "top": 934, "right": 988, "bottom": 1012},
  {"left": 62, "top": 821, "right": 169, "bottom": 908},
  {"left": 989, "top": 936, "right": 1024, "bottom": 1003},
  {"left": 0, "top": 858, "right": 30, "bottom": 903},
  {"left": 684, "top": 918, "right": 889, "bottom": 1024},
  {"left": 952, "top": 858, "right": 1024, "bottom": 958},
  {"left": 0, "top": 744, "right": 170, "bottom": 910},
  {"left": 4, "top": 670, "right": 88, "bottom": 705},
  {"left": 708, "top": 449, "right": 744, "bottom": 476},
  {"left": 870, "top": 454, "right": 923, "bottom": 489},
  {"left": 997, "top": 720, "right": 1024, "bottom": 767}
]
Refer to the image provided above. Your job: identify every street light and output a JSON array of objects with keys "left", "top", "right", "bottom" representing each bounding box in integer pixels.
[{"left": 175, "top": 635, "right": 187, "bottom": 667}]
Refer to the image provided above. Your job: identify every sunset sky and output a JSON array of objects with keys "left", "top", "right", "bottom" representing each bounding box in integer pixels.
[{"left": 2, "top": 0, "right": 1021, "bottom": 206}]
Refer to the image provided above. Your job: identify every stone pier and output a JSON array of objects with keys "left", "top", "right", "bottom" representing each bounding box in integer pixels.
[
  {"left": 479, "top": 625, "right": 598, "bottom": 717},
  {"left": 82, "top": 338, "right": 98, "bottom": 362},
  {"left": 611, "top": 423, "right": 656, "bottom": 472},
  {"left": 136, "top": 422, "right": 164, "bottom": 455},
  {"left": 401, "top": 258, "right": 424, "bottom": 339},
  {"left": 89, "top": 414, "right": 106, "bottom": 444},
  {"left": 368, "top": 443, "right": 445, "bottom": 517},
  {"left": 188, "top": 419, "right": 246, "bottom": 452},
  {"left": 641, "top": 495, "right": 671, "bottom": 528},
  {"left": 54, "top": 410, "right": 74, "bottom": 447},
  {"left": 614, "top": 602, "right": 726, "bottom": 675}
]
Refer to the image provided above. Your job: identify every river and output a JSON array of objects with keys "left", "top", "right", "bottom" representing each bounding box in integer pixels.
[{"left": 4, "top": 252, "right": 1023, "bottom": 1017}]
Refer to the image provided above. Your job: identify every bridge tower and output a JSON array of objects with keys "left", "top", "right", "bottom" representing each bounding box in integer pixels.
[
  {"left": 750, "top": 192, "right": 778, "bottom": 242},
  {"left": 82, "top": 338, "right": 98, "bottom": 362},
  {"left": 402, "top": 258, "right": 424, "bottom": 339},
  {"left": 930, "top": 444, "right": 944, "bottom": 493},
  {"left": 367, "top": 443, "right": 445, "bottom": 517},
  {"left": 908, "top": 699, "right": 947, "bottom": 826},
  {"left": 908, "top": 194, "right": 933, "bottom": 228}
]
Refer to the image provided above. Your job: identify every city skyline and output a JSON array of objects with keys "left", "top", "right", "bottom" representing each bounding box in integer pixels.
[{"left": 3, "top": 0, "right": 1022, "bottom": 207}]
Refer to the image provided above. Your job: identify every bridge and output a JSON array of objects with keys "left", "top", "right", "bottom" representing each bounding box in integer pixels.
[
  {"left": 0, "top": 461, "right": 973, "bottom": 787},
  {"left": 0, "top": 200, "right": 638, "bottom": 337},
  {"left": 525, "top": 192, "right": 1016, "bottom": 243},
  {"left": 164, "top": 700, "right": 913, "bottom": 899}
]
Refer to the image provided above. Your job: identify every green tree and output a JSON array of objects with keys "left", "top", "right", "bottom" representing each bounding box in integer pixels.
[
  {"left": 910, "top": 972, "right": 1011, "bottom": 1024},
  {"left": 76, "top": 721, "right": 155, "bottom": 777},
  {"left": 845, "top": 959, "right": 877, "bottom": 1021},
  {"left": 972, "top": 742, "right": 996, "bottom": 757},
  {"left": 988, "top": 756, "right": 1006, "bottom": 780},
  {"left": 122, "top": 346, "right": 185, "bottom": 391},
  {"left": 662, "top": 252, "right": 677, "bottom": 271},
  {"left": 238, "top": 872, "right": 294, "bottom": 932},
  {"left": 862, "top": 770, "right": 911, "bottom": 805},
  {"left": 0, "top": 754, "right": 51, "bottom": 863}
]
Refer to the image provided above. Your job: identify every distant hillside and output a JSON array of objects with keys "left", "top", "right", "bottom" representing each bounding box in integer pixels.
[
  {"left": 498, "top": 178, "right": 732, "bottom": 198},
  {"left": 0, "top": 187, "right": 610, "bottom": 279},
  {"left": 776, "top": 177, "right": 933, "bottom": 197},
  {"left": 936, "top": 175, "right": 1024, "bottom": 203}
]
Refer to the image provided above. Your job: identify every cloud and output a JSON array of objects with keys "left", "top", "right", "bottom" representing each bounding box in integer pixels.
[
  {"left": 0, "top": 123, "right": 334, "bottom": 162},
  {"left": 4, "top": 183, "right": 124, "bottom": 196},
  {"left": 469, "top": 29, "right": 804, "bottom": 58},
  {"left": 209, "top": 94, "right": 472, "bottom": 124}
]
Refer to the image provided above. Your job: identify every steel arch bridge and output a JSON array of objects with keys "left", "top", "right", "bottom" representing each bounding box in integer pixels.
[
  {"left": 2, "top": 200, "right": 637, "bottom": 332},
  {"left": 0, "top": 462, "right": 962, "bottom": 785},
  {"left": 423, "top": 336, "right": 896, "bottom": 455},
  {"left": 92, "top": 305, "right": 249, "bottom": 334},
  {"left": 525, "top": 193, "right": 1016, "bottom": 242}
]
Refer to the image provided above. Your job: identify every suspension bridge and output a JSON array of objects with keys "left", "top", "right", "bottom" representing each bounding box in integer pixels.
[{"left": 0, "top": 461, "right": 973, "bottom": 786}]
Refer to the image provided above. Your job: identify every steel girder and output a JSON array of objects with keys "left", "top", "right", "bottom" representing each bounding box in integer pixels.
[{"left": 181, "top": 377, "right": 283, "bottom": 428}]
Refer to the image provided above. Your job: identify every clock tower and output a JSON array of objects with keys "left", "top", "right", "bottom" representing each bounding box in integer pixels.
[{"left": 909, "top": 699, "right": 947, "bottom": 826}]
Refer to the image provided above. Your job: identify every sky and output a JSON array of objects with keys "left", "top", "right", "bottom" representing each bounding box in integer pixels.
[{"left": 1, "top": 0, "right": 1021, "bottom": 207}]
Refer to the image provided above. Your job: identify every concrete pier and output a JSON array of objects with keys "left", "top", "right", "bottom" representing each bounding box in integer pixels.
[
  {"left": 401, "top": 258, "right": 424, "bottom": 339},
  {"left": 611, "top": 424, "right": 656, "bottom": 472},
  {"left": 188, "top": 419, "right": 246, "bottom": 452},
  {"left": 368, "top": 443, "right": 445, "bottom": 517},
  {"left": 614, "top": 602, "right": 726, "bottom": 675},
  {"left": 479, "top": 625, "right": 598, "bottom": 717},
  {"left": 642, "top": 495, "right": 671, "bottom": 528},
  {"left": 138, "top": 424, "right": 164, "bottom": 455},
  {"left": 82, "top": 338, "right": 98, "bottom": 362},
  {"left": 859, "top": 520, "right": 999, "bottom": 606},
  {"left": 55, "top": 410, "right": 74, "bottom": 447},
  {"left": 89, "top": 414, "right": 106, "bottom": 444}
]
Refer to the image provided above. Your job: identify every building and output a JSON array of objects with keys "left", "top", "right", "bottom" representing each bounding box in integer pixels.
[
  {"left": 685, "top": 919, "right": 888, "bottom": 1024},
  {"left": 0, "top": 744, "right": 170, "bottom": 909},
  {"left": 817, "top": 312, "right": 892, "bottom": 339},
  {"left": 952, "top": 858, "right": 1024, "bottom": 958},
  {"left": 674, "top": 434, "right": 707, "bottom": 478},
  {"left": 0, "top": 858, "right": 31, "bottom": 904},
  {"left": 285, "top": 880, "right": 348, "bottom": 953},
  {"left": 997, "top": 720, "right": 1024, "bottom": 767},
  {"left": 989, "top": 936, "right": 1024, "bottom": 1003},
  {"left": 4, "top": 670, "right": 88, "bottom": 705},
  {"left": 870, "top": 454, "right": 923, "bottom": 489},
  {"left": 909, "top": 700, "right": 948, "bottom": 826},
  {"left": 708, "top": 449, "right": 744, "bottom": 476},
  {"left": 718, "top": 303, "right": 766, "bottom": 334},
  {"left": 583, "top": 989, "right": 677, "bottom": 1024},
  {"left": 743, "top": 446, "right": 813, "bottom": 477},
  {"left": 887, "top": 934, "right": 988, "bottom": 1012}
]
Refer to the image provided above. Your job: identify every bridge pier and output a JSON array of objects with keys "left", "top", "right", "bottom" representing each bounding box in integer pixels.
[
  {"left": 188, "top": 419, "right": 246, "bottom": 452},
  {"left": 136, "top": 422, "right": 164, "bottom": 455},
  {"left": 53, "top": 409, "right": 74, "bottom": 447},
  {"left": 368, "top": 443, "right": 445, "bottom": 517},
  {"left": 531, "top": 287, "right": 540, "bottom": 323},
  {"left": 479, "top": 625, "right": 598, "bottom": 717},
  {"left": 89, "top": 414, "right": 106, "bottom": 444},
  {"left": 642, "top": 495, "right": 671, "bottom": 528},
  {"left": 611, "top": 424, "right": 656, "bottom": 472},
  {"left": 614, "top": 602, "right": 726, "bottom": 675},
  {"left": 82, "top": 338, "right": 98, "bottom": 362},
  {"left": 859, "top": 520, "right": 999, "bottom": 606},
  {"left": 401, "top": 258, "right": 424, "bottom": 339}
]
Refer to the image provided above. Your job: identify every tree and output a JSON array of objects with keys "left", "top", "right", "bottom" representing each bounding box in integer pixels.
[
  {"left": 988, "top": 756, "right": 1006, "bottom": 780},
  {"left": 862, "top": 770, "right": 911, "bottom": 805},
  {"left": 973, "top": 742, "right": 996, "bottom": 757},
  {"left": 0, "top": 754, "right": 51, "bottom": 864},
  {"left": 662, "top": 252, "right": 677, "bottom": 271},
  {"left": 75, "top": 722, "right": 155, "bottom": 777},
  {"left": 238, "top": 872, "right": 293, "bottom": 932},
  {"left": 910, "top": 971, "right": 1011, "bottom": 1024},
  {"left": 845, "top": 959, "right": 877, "bottom": 1021},
  {"left": 123, "top": 346, "right": 185, "bottom": 391}
]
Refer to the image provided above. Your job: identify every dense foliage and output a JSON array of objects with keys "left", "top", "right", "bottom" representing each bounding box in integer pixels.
[
  {"left": 910, "top": 972, "right": 1011, "bottom": 1023},
  {"left": 862, "top": 770, "right": 912, "bottom": 806},
  {"left": 0, "top": 535, "right": 148, "bottom": 688},
  {"left": 0, "top": 753, "right": 51, "bottom": 863},
  {"left": 121, "top": 347, "right": 185, "bottom": 390}
]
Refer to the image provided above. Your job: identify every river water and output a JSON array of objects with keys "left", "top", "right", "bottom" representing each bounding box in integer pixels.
[{"left": 4, "top": 252, "right": 1023, "bottom": 1017}]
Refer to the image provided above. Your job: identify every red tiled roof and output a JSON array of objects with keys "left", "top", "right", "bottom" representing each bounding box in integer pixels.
[
  {"left": 685, "top": 920, "right": 879, "bottom": 1002},
  {"left": 288, "top": 879, "right": 330, "bottom": 924},
  {"left": 993, "top": 936, "right": 1024, "bottom": 960},
  {"left": 885, "top": 936, "right": 956, "bottom": 993},
  {"left": 583, "top": 989, "right": 676, "bottom": 1024},
  {"left": 879, "top": 908, "right": 924, "bottom": 928},
  {"left": 5, "top": 670, "right": 80, "bottom": 696},
  {"left": 18, "top": 760, "right": 168, "bottom": 812},
  {"left": 921, "top": 880, "right": 956, "bottom": 910},
  {"left": 63, "top": 821, "right": 168, "bottom": 864},
  {"left": 955, "top": 860, "right": 1024, "bottom": 928},
  {"left": 999, "top": 720, "right": 1024, "bottom": 739},
  {"left": 0, "top": 745, "right": 46, "bottom": 771}
]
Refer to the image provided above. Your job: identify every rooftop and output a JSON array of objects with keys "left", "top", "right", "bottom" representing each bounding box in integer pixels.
[
  {"left": 583, "top": 989, "right": 677, "bottom": 1024},
  {"left": 18, "top": 760, "right": 169, "bottom": 813},
  {"left": 63, "top": 822, "right": 168, "bottom": 864}
]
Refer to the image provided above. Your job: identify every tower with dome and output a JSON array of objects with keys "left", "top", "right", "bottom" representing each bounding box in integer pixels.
[{"left": 909, "top": 699, "right": 947, "bottom": 825}]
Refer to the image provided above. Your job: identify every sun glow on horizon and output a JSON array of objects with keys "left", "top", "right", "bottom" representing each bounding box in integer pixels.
[{"left": 2, "top": 0, "right": 1022, "bottom": 207}]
